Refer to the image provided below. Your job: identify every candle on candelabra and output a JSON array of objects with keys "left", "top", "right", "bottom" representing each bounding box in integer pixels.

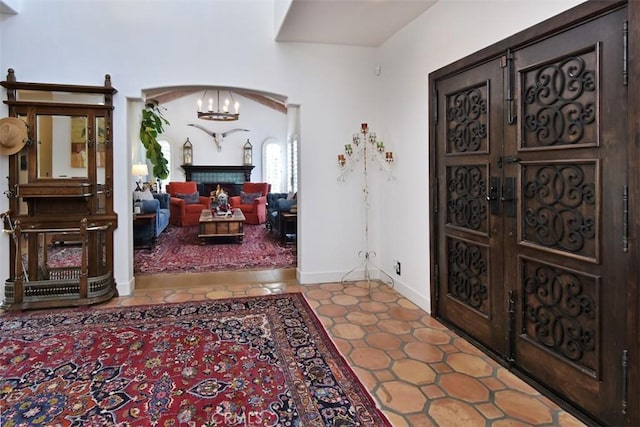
[
  {"left": 361, "top": 123, "right": 368, "bottom": 133},
  {"left": 338, "top": 154, "right": 346, "bottom": 166},
  {"left": 345, "top": 144, "right": 353, "bottom": 155},
  {"left": 353, "top": 134, "right": 360, "bottom": 145},
  {"left": 386, "top": 152, "right": 394, "bottom": 162},
  {"left": 377, "top": 141, "right": 385, "bottom": 152}
]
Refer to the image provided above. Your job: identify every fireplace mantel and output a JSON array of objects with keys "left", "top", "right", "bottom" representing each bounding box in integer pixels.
[{"left": 181, "top": 165, "right": 254, "bottom": 183}]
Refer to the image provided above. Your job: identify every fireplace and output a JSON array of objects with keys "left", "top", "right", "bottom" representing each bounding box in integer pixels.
[{"left": 180, "top": 164, "right": 254, "bottom": 196}]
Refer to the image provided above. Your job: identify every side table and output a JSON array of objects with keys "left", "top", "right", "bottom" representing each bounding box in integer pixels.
[
  {"left": 133, "top": 212, "right": 156, "bottom": 249},
  {"left": 279, "top": 212, "right": 297, "bottom": 245}
]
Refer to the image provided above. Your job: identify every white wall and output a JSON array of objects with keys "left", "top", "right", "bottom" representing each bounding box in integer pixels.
[
  {"left": 149, "top": 90, "right": 287, "bottom": 183},
  {"left": 0, "top": 0, "right": 378, "bottom": 296},
  {"left": 0, "top": 0, "right": 585, "bottom": 309},
  {"left": 376, "top": 0, "right": 585, "bottom": 311}
]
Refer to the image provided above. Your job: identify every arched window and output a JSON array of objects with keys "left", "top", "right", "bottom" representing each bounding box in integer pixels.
[
  {"left": 262, "top": 106, "right": 299, "bottom": 194},
  {"left": 263, "top": 138, "right": 286, "bottom": 193}
]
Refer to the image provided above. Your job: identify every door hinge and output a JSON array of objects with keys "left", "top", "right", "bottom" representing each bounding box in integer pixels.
[
  {"left": 433, "top": 177, "right": 439, "bottom": 213},
  {"left": 623, "top": 185, "right": 629, "bottom": 253},
  {"left": 434, "top": 263, "right": 440, "bottom": 303},
  {"left": 503, "top": 49, "right": 516, "bottom": 124},
  {"left": 434, "top": 89, "right": 439, "bottom": 125},
  {"left": 622, "top": 349, "right": 628, "bottom": 415},
  {"left": 505, "top": 289, "right": 516, "bottom": 366},
  {"left": 623, "top": 21, "right": 628, "bottom": 86}
]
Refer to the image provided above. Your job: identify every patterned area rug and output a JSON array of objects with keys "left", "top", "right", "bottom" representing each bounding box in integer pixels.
[
  {"left": 134, "top": 223, "right": 296, "bottom": 274},
  {"left": 0, "top": 294, "right": 391, "bottom": 426}
]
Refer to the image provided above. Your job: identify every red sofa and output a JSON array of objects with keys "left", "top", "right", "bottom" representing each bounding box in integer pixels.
[
  {"left": 166, "top": 181, "right": 210, "bottom": 227},
  {"left": 229, "top": 182, "right": 270, "bottom": 225}
]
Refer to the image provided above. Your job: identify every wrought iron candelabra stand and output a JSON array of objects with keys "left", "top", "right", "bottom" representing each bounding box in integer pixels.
[{"left": 337, "top": 123, "right": 395, "bottom": 291}]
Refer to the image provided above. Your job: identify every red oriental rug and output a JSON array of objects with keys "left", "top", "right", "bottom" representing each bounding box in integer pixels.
[
  {"left": 134, "top": 224, "right": 297, "bottom": 275},
  {"left": 0, "top": 294, "right": 391, "bottom": 427}
]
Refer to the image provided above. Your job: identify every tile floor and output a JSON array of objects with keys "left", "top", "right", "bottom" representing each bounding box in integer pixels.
[{"left": 102, "top": 268, "right": 587, "bottom": 427}]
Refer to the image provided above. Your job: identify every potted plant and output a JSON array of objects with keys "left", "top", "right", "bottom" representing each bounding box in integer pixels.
[{"left": 139, "top": 99, "right": 170, "bottom": 181}]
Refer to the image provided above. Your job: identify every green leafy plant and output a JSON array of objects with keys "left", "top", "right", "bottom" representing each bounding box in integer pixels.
[{"left": 139, "top": 99, "right": 170, "bottom": 179}]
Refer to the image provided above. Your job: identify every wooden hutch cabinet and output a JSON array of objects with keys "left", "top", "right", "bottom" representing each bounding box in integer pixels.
[{"left": 1, "top": 69, "right": 118, "bottom": 310}]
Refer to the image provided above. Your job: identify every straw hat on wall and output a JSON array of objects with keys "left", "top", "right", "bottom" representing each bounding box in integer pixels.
[{"left": 0, "top": 117, "right": 28, "bottom": 156}]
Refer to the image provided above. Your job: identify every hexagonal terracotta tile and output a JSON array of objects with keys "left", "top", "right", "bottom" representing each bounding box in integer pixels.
[
  {"left": 388, "top": 306, "right": 422, "bottom": 321},
  {"left": 413, "top": 327, "right": 453, "bottom": 345},
  {"left": 392, "top": 359, "right": 436, "bottom": 385},
  {"left": 316, "top": 304, "right": 348, "bottom": 318},
  {"left": 303, "top": 288, "right": 333, "bottom": 300},
  {"left": 346, "top": 311, "right": 379, "bottom": 325},
  {"left": 428, "top": 397, "right": 486, "bottom": 427},
  {"left": 404, "top": 342, "right": 445, "bottom": 363},
  {"left": 331, "top": 294, "right": 360, "bottom": 306},
  {"left": 494, "top": 390, "right": 554, "bottom": 424},
  {"left": 350, "top": 348, "right": 391, "bottom": 370},
  {"left": 439, "top": 372, "right": 490, "bottom": 402},
  {"left": 358, "top": 300, "right": 389, "bottom": 313},
  {"left": 331, "top": 323, "right": 365, "bottom": 340},
  {"left": 378, "top": 319, "right": 413, "bottom": 335},
  {"left": 366, "top": 332, "right": 403, "bottom": 351},
  {"left": 446, "top": 352, "right": 495, "bottom": 378},
  {"left": 376, "top": 380, "right": 426, "bottom": 413}
]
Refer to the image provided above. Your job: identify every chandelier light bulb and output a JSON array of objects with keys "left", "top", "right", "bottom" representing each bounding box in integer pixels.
[{"left": 197, "top": 89, "right": 240, "bottom": 121}]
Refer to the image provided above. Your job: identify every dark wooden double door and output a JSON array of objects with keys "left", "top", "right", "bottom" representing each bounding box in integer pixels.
[{"left": 431, "top": 5, "right": 628, "bottom": 425}]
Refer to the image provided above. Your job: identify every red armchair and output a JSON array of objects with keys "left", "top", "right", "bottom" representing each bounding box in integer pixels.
[
  {"left": 166, "top": 181, "right": 210, "bottom": 227},
  {"left": 230, "top": 182, "right": 271, "bottom": 225}
]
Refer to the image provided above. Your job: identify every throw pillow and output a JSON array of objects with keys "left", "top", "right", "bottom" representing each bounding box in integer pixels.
[
  {"left": 240, "top": 191, "right": 262, "bottom": 204},
  {"left": 133, "top": 188, "right": 154, "bottom": 202},
  {"left": 176, "top": 192, "right": 200, "bottom": 205},
  {"left": 286, "top": 191, "right": 297, "bottom": 200}
]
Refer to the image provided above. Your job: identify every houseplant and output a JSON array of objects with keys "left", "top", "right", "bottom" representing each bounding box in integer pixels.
[{"left": 139, "top": 99, "right": 170, "bottom": 180}]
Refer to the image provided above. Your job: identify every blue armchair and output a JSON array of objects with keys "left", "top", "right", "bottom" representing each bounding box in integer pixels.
[
  {"left": 266, "top": 192, "right": 296, "bottom": 234},
  {"left": 134, "top": 193, "right": 170, "bottom": 247}
]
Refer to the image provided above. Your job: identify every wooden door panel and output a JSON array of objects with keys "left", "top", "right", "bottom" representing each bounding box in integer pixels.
[
  {"left": 436, "top": 60, "right": 507, "bottom": 354},
  {"left": 508, "top": 8, "right": 628, "bottom": 424},
  {"left": 433, "top": 4, "right": 628, "bottom": 425}
]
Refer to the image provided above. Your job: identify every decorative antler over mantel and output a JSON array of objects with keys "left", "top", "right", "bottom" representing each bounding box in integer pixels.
[{"left": 187, "top": 123, "right": 249, "bottom": 151}]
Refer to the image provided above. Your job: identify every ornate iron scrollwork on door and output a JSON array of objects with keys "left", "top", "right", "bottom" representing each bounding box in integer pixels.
[
  {"left": 522, "top": 258, "right": 598, "bottom": 374},
  {"left": 447, "top": 166, "right": 488, "bottom": 231},
  {"left": 446, "top": 85, "right": 488, "bottom": 154},
  {"left": 522, "top": 163, "right": 597, "bottom": 258},
  {"left": 447, "top": 238, "right": 489, "bottom": 314},
  {"left": 522, "top": 53, "right": 597, "bottom": 148}
]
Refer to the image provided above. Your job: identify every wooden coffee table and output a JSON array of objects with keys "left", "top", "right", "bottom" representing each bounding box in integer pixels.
[{"left": 198, "top": 208, "right": 246, "bottom": 243}]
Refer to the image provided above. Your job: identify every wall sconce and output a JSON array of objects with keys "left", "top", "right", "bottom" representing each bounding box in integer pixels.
[
  {"left": 243, "top": 139, "right": 253, "bottom": 166},
  {"left": 183, "top": 137, "right": 193, "bottom": 165}
]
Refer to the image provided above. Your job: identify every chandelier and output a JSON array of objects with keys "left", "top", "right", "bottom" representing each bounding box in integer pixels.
[{"left": 197, "top": 89, "right": 239, "bottom": 121}]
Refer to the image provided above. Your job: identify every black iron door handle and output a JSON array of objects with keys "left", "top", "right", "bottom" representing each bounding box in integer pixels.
[
  {"left": 501, "top": 177, "right": 516, "bottom": 217},
  {"left": 486, "top": 176, "right": 500, "bottom": 215}
]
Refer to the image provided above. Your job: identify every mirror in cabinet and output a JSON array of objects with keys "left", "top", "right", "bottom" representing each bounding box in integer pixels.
[{"left": 1, "top": 69, "right": 118, "bottom": 310}]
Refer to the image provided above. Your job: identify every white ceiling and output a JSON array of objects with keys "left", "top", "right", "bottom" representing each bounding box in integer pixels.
[{"left": 276, "top": 0, "right": 438, "bottom": 47}]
